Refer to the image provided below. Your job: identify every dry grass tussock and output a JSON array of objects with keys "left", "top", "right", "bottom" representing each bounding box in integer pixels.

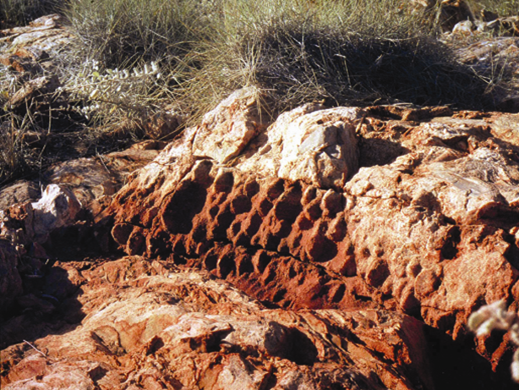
[
  {"left": 60, "top": 0, "right": 517, "bottom": 121},
  {"left": 470, "top": 0, "right": 518, "bottom": 17},
  {"left": 0, "top": 0, "right": 518, "bottom": 185}
]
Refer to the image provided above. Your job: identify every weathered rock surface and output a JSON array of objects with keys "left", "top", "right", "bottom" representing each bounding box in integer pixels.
[
  {"left": 0, "top": 180, "right": 40, "bottom": 211},
  {"left": 104, "top": 88, "right": 518, "bottom": 384},
  {"left": 235, "top": 102, "right": 360, "bottom": 189},
  {"left": 0, "top": 86, "right": 518, "bottom": 389},
  {"left": 0, "top": 257, "right": 435, "bottom": 390},
  {"left": 0, "top": 14, "right": 73, "bottom": 112},
  {"left": 0, "top": 15, "right": 68, "bottom": 57},
  {"left": 192, "top": 87, "right": 271, "bottom": 165}
]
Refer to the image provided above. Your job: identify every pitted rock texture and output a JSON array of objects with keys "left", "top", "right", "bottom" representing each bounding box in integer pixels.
[
  {"left": 1, "top": 89, "right": 518, "bottom": 389},
  {"left": 1, "top": 257, "right": 434, "bottom": 390},
  {"left": 107, "top": 90, "right": 518, "bottom": 377}
]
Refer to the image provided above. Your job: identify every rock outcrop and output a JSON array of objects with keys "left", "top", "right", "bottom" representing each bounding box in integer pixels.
[
  {"left": 1, "top": 84, "right": 518, "bottom": 389},
  {"left": 108, "top": 88, "right": 517, "bottom": 318},
  {"left": 98, "top": 88, "right": 519, "bottom": 387},
  {"left": 1, "top": 257, "right": 435, "bottom": 390},
  {"left": 1, "top": 84, "right": 518, "bottom": 388}
]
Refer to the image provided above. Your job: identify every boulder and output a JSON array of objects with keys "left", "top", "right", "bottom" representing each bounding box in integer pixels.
[
  {"left": 0, "top": 181, "right": 40, "bottom": 211},
  {"left": 236, "top": 103, "right": 361, "bottom": 189},
  {"left": 30, "top": 184, "right": 82, "bottom": 236},
  {"left": 192, "top": 86, "right": 271, "bottom": 164}
]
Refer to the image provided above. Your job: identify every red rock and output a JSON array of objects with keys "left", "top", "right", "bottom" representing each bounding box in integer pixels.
[
  {"left": 0, "top": 257, "right": 434, "bottom": 390},
  {"left": 0, "top": 87, "right": 517, "bottom": 388},
  {"left": 106, "top": 89, "right": 518, "bottom": 378}
]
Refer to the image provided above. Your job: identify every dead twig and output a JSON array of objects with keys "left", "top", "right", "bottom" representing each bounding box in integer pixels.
[
  {"left": 96, "top": 147, "right": 111, "bottom": 174},
  {"left": 23, "top": 340, "right": 47, "bottom": 357}
]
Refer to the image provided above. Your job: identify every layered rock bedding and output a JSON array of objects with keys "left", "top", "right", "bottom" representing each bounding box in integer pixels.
[{"left": 0, "top": 14, "right": 519, "bottom": 391}]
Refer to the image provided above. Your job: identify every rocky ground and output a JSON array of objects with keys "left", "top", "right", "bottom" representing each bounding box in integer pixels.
[{"left": 0, "top": 13, "right": 518, "bottom": 390}]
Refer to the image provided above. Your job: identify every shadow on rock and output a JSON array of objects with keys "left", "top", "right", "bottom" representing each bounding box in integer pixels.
[
  {"left": 0, "top": 259, "right": 86, "bottom": 350},
  {"left": 358, "top": 138, "right": 411, "bottom": 168},
  {"left": 424, "top": 325, "right": 518, "bottom": 390}
]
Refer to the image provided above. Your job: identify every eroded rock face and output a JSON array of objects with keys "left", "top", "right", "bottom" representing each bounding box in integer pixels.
[
  {"left": 107, "top": 90, "right": 518, "bottom": 377},
  {"left": 0, "top": 257, "right": 434, "bottom": 390},
  {"left": 1, "top": 88, "right": 518, "bottom": 389},
  {"left": 0, "top": 142, "right": 162, "bottom": 328}
]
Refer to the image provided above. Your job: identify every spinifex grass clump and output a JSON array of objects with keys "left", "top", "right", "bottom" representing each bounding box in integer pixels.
[
  {"left": 61, "top": 0, "right": 214, "bottom": 134},
  {"left": 183, "top": 0, "right": 507, "bottom": 119},
  {"left": 0, "top": 0, "right": 60, "bottom": 28},
  {"left": 469, "top": 0, "right": 519, "bottom": 17},
  {"left": 64, "top": 0, "right": 212, "bottom": 69},
  {"left": 51, "top": 0, "right": 520, "bottom": 130}
]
